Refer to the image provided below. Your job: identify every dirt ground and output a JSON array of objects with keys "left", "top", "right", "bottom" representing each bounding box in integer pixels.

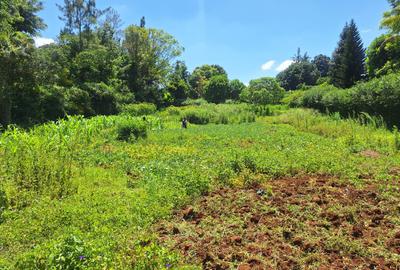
[{"left": 155, "top": 176, "right": 400, "bottom": 269}]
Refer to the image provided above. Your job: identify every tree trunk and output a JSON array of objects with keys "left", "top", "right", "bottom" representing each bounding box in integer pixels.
[{"left": 0, "top": 90, "right": 11, "bottom": 128}]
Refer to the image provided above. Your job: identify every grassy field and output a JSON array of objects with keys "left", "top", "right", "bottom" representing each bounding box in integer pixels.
[{"left": 0, "top": 104, "right": 399, "bottom": 269}]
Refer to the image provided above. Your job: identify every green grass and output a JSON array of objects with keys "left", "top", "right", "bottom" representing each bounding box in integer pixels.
[{"left": 0, "top": 104, "right": 399, "bottom": 269}]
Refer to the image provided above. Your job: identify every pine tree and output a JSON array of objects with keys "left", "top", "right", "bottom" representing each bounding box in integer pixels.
[
  {"left": 330, "top": 20, "right": 365, "bottom": 88},
  {"left": 140, "top": 16, "right": 146, "bottom": 28}
]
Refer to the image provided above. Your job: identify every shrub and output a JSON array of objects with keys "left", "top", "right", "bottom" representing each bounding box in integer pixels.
[
  {"left": 181, "top": 109, "right": 214, "bottom": 125},
  {"left": 83, "top": 83, "right": 118, "bottom": 116},
  {"left": 282, "top": 91, "right": 305, "bottom": 107},
  {"left": 15, "top": 235, "right": 105, "bottom": 270},
  {"left": 302, "top": 83, "right": 339, "bottom": 112},
  {"left": 300, "top": 73, "right": 400, "bottom": 127},
  {"left": 240, "top": 77, "right": 285, "bottom": 105},
  {"left": 120, "top": 103, "right": 157, "bottom": 116},
  {"left": 116, "top": 118, "right": 147, "bottom": 141},
  {"left": 181, "top": 98, "right": 208, "bottom": 106}
]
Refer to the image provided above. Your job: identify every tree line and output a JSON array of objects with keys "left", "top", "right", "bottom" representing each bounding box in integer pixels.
[
  {"left": 0, "top": 0, "right": 248, "bottom": 127},
  {"left": 277, "top": 0, "right": 400, "bottom": 91},
  {"left": 1, "top": 0, "right": 399, "bottom": 128}
]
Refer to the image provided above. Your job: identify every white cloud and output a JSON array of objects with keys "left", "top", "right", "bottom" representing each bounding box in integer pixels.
[
  {"left": 276, "top": 60, "right": 294, "bottom": 72},
  {"left": 33, "top": 37, "right": 55, "bottom": 47},
  {"left": 261, "top": 60, "right": 275, "bottom": 71}
]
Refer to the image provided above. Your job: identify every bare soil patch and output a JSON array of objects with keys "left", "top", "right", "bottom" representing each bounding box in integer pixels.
[{"left": 155, "top": 176, "right": 400, "bottom": 269}]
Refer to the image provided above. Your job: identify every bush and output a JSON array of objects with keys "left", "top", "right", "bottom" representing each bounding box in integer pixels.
[
  {"left": 120, "top": 103, "right": 157, "bottom": 116},
  {"left": 282, "top": 91, "right": 305, "bottom": 107},
  {"left": 15, "top": 235, "right": 106, "bottom": 270},
  {"left": 302, "top": 83, "right": 339, "bottom": 112},
  {"left": 116, "top": 118, "right": 147, "bottom": 141},
  {"left": 299, "top": 73, "right": 400, "bottom": 127},
  {"left": 240, "top": 77, "right": 285, "bottom": 105},
  {"left": 83, "top": 83, "right": 118, "bottom": 116},
  {"left": 181, "top": 109, "right": 214, "bottom": 125}
]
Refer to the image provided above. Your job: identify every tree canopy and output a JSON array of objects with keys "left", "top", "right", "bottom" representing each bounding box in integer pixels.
[{"left": 330, "top": 20, "right": 365, "bottom": 88}]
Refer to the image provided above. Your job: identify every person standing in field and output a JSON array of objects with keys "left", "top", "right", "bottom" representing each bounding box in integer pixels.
[{"left": 181, "top": 118, "right": 188, "bottom": 129}]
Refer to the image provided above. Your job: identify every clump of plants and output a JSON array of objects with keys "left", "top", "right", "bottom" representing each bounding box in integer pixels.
[
  {"left": 120, "top": 103, "right": 157, "bottom": 116},
  {"left": 116, "top": 118, "right": 147, "bottom": 141}
]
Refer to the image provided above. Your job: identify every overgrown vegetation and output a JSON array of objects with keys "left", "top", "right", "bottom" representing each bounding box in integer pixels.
[
  {"left": 284, "top": 73, "right": 400, "bottom": 127},
  {"left": 0, "top": 104, "right": 400, "bottom": 268},
  {"left": 1, "top": 0, "right": 400, "bottom": 269}
]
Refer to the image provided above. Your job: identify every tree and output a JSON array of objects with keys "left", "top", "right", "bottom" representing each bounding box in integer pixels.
[
  {"left": 204, "top": 75, "right": 229, "bottom": 103},
  {"left": 293, "top": 48, "right": 310, "bottom": 63},
  {"left": 381, "top": 0, "right": 400, "bottom": 35},
  {"left": 240, "top": 77, "right": 284, "bottom": 105},
  {"left": 366, "top": 34, "right": 400, "bottom": 77},
  {"left": 330, "top": 20, "right": 365, "bottom": 88},
  {"left": 140, "top": 16, "right": 146, "bottom": 28},
  {"left": 57, "top": 0, "right": 108, "bottom": 51},
  {"left": 123, "top": 25, "right": 183, "bottom": 105},
  {"left": 312, "top": 54, "right": 331, "bottom": 77},
  {"left": 189, "top": 65, "right": 227, "bottom": 98},
  {"left": 276, "top": 61, "right": 320, "bottom": 90},
  {"left": 0, "top": 0, "right": 45, "bottom": 127},
  {"left": 166, "top": 61, "right": 190, "bottom": 105},
  {"left": 228, "top": 79, "right": 246, "bottom": 100},
  {"left": 97, "top": 8, "right": 123, "bottom": 48}
]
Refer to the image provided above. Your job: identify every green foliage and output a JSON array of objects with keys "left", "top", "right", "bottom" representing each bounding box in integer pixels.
[
  {"left": 276, "top": 60, "right": 320, "bottom": 90},
  {"left": 123, "top": 26, "right": 183, "bottom": 105},
  {"left": 228, "top": 79, "right": 246, "bottom": 100},
  {"left": 330, "top": 20, "right": 365, "bottom": 88},
  {"left": 83, "top": 83, "right": 118, "bottom": 116},
  {"left": 0, "top": 116, "right": 112, "bottom": 209},
  {"left": 366, "top": 34, "right": 400, "bottom": 77},
  {"left": 65, "top": 87, "right": 94, "bottom": 116},
  {"left": 2, "top": 103, "right": 400, "bottom": 268},
  {"left": 188, "top": 65, "right": 227, "bottom": 98},
  {"left": 181, "top": 98, "right": 208, "bottom": 106},
  {"left": 204, "top": 75, "right": 229, "bottom": 103},
  {"left": 299, "top": 73, "right": 400, "bottom": 127},
  {"left": 180, "top": 104, "right": 256, "bottom": 125},
  {"left": 116, "top": 118, "right": 147, "bottom": 141},
  {"left": 71, "top": 48, "right": 116, "bottom": 84},
  {"left": 120, "top": 103, "right": 157, "bottom": 116},
  {"left": 312, "top": 54, "right": 331, "bottom": 77},
  {"left": 131, "top": 240, "right": 180, "bottom": 270},
  {"left": 381, "top": 0, "right": 400, "bottom": 35},
  {"left": 241, "top": 77, "right": 284, "bottom": 105},
  {"left": 282, "top": 91, "right": 305, "bottom": 107},
  {"left": 39, "top": 85, "right": 66, "bottom": 121}
]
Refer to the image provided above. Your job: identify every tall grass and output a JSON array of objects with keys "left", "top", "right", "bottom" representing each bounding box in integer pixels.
[
  {"left": 271, "top": 108, "right": 400, "bottom": 153},
  {"left": 0, "top": 115, "right": 155, "bottom": 210}
]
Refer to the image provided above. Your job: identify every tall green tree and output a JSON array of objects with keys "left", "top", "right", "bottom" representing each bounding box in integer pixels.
[
  {"left": 381, "top": 0, "right": 400, "bottom": 35},
  {"left": 166, "top": 61, "right": 190, "bottom": 105},
  {"left": 228, "top": 79, "right": 246, "bottom": 100},
  {"left": 366, "top": 1, "right": 400, "bottom": 77},
  {"left": 366, "top": 34, "right": 400, "bottom": 77},
  {"left": 204, "top": 75, "right": 229, "bottom": 103},
  {"left": 57, "top": 0, "right": 107, "bottom": 51},
  {"left": 330, "top": 20, "right": 365, "bottom": 88},
  {"left": 0, "top": 0, "right": 45, "bottom": 127},
  {"left": 276, "top": 59, "right": 320, "bottom": 90},
  {"left": 312, "top": 54, "right": 331, "bottom": 77},
  {"left": 188, "top": 64, "right": 227, "bottom": 98},
  {"left": 123, "top": 25, "right": 183, "bottom": 105}
]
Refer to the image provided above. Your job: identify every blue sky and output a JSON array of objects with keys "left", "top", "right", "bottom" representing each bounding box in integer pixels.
[{"left": 37, "top": 0, "right": 390, "bottom": 83}]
